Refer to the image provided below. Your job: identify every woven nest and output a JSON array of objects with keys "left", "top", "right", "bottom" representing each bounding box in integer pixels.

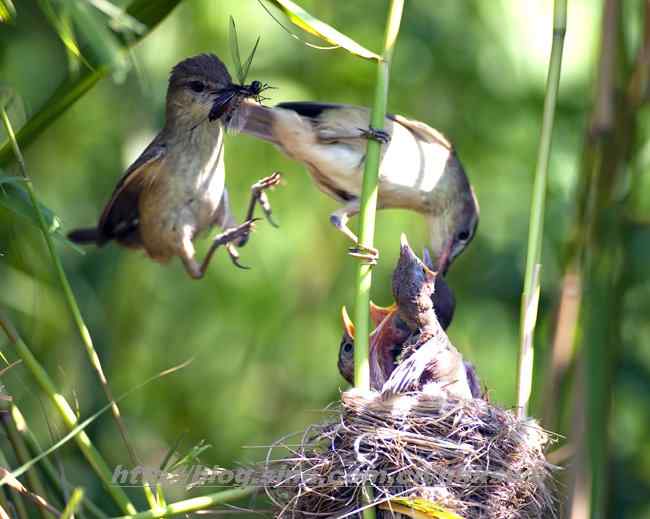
[{"left": 263, "top": 389, "right": 557, "bottom": 519}]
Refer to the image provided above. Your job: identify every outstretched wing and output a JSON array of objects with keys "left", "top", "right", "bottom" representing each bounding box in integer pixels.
[
  {"left": 96, "top": 136, "right": 166, "bottom": 247},
  {"left": 388, "top": 113, "right": 453, "bottom": 150}
]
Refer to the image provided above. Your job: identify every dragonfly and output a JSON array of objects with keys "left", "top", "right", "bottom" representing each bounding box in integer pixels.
[{"left": 209, "top": 16, "right": 272, "bottom": 131}]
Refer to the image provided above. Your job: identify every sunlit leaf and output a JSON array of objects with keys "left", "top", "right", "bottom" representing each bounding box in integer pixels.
[
  {"left": 379, "top": 497, "right": 464, "bottom": 519},
  {"left": 263, "top": 0, "right": 380, "bottom": 61},
  {"left": 36, "top": 0, "right": 92, "bottom": 73},
  {"left": 0, "top": 0, "right": 15, "bottom": 23}
]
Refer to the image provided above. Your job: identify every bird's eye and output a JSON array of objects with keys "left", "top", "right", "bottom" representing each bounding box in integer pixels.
[
  {"left": 457, "top": 230, "right": 470, "bottom": 241},
  {"left": 188, "top": 81, "right": 205, "bottom": 93},
  {"left": 343, "top": 342, "right": 353, "bottom": 353}
]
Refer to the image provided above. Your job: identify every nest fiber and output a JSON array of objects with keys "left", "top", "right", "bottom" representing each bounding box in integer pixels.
[{"left": 264, "top": 389, "right": 556, "bottom": 518}]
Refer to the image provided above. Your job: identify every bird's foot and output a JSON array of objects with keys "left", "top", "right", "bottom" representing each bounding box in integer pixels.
[
  {"left": 348, "top": 244, "right": 379, "bottom": 265},
  {"left": 212, "top": 219, "right": 259, "bottom": 269},
  {"left": 359, "top": 126, "right": 390, "bottom": 144},
  {"left": 237, "top": 172, "right": 282, "bottom": 247}
]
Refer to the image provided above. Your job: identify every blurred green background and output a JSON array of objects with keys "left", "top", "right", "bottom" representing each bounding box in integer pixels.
[{"left": 1, "top": 0, "right": 649, "bottom": 517}]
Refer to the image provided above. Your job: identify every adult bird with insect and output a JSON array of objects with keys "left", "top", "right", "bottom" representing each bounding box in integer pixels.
[
  {"left": 68, "top": 53, "right": 281, "bottom": 279},
  {"left": 208, "top": 17, "right": 273, "bottom": 131}
]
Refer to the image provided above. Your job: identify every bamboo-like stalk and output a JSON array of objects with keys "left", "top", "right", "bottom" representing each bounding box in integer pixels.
[
  {"left": 0, "top": 404, "right": 53, "bottom": 519},
  {"left": 353, "top": 0, "right": 404, "bottom": 390},
  {"left": 0, "top": 313, "right": 136, "bottom": 515},
  {"left": 516, "top": 0, "right": 567, "bottom": 418},
  {"left": 10, "top": 404, "right": 109, "bottom": 519},
  {"left": 352, "top": 4, "right": 403, "bottom": 519},
  {"left": 60, "top": 488, "right": 84, "bottom": 519},
  {"left": 0, "top": 448, "right": 30, "bottom": 519},
  {"left": 114, "top": 486, "right": 256, "bottom": 519}
]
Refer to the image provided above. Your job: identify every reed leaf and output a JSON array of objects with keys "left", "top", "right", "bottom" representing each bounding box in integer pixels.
[
  {"left": 262, "top": 0, "right": 380, "bottom": 61},
  {"left": 0, "top": 0, "right": 183, "bottom": 167}
]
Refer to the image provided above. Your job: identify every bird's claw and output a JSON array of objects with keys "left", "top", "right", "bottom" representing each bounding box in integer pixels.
[
  {"left": 252, "top": 172, "right": 281, "bottom": 228},
  {"left": 212, "top": 219, "right": 259, "bottom": 269},
  {"left": 348, "top": 244, "right": 379, "bottom": 265},
  {"left": 238, "top": 172, "right": 281, "bottom": 247},
  {"left": 360, "top": 126, "right": 390, "bottom": 144}
]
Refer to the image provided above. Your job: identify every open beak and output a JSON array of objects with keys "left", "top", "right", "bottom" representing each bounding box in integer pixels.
[
  {"left": 341, "top": 306, "right": 355, "bottom": 338},
  {"left": 369, "top": 301, "right": 397, "bottom": 329}
]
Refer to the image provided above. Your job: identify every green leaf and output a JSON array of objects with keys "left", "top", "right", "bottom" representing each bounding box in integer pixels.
[
  {"left": 0, "top": 181, "right": 85, "bottom": 253},
  {"left": 263, "top": 0, "right": 380, "bottom": 61},
  {"left": 69, "top": 0, "right": 130, "bottom": 82},
  {"left": 167, "top": 439, "right": 211, "bottom": 472},
  {"left": 36, "top": 0, "right": 92, "bottom": 73},
  {"left": 0, "top": 0, "right": 183, "bottom": 167},
  {"left": 0, "top": 0, "right": 15, "bottom": 23}
]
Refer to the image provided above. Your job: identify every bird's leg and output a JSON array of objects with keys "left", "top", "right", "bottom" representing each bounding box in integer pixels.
[
  {"left": 203, "top": 219, "right": 259, "bottom": 271},
  {"left": 318, "top": 127, "right": 390, "bottom": 144},
  {"left": 236, "top": 172, "right": 282, "bottom": 247},
  {"left": 359, "top": 126, "right": 391, "bottom": 144},
  {"left": 330, "top": 201, "right": 379, "bottom": 265},
  {"left": 181, "top": 220, "right": 258, "bottom": 278}
]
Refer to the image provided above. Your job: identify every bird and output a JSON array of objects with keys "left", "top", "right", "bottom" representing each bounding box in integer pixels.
[
  {"left": 67, "top": 53, "right": 280, "bottom": 279},
  {"left": 238, "top": 100, "right": 479, "bottom": 271},
  {"left": 337, "top": 273, "right": 455, "bottom": 389},
  {"left": 381, "top": 234, "right": 475, "bottom": 399}
]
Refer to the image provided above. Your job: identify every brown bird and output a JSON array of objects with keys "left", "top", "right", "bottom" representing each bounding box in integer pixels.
[
  {"left": 381, "top": 235, "right": 474, "bottom": 399},
  {"left": 68, "top": 54, "right": 279, "bottom": 278},
  {"left": 337, "top": 273, "right": 455, "bottom": 389},
  {"left": 239, "top": 101, "right": 479, "bottom": 270}
]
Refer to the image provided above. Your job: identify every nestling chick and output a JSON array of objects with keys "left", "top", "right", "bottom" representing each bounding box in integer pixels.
[
  {"left": 337, "top": 274, "right": 455, "bottom": 389},
  {"left": 68, "top": 54, "right": 279, "bottom": 278},
  {"left": 240, "top": 101, "right": 479, "bottom": 271},
  {"left": 381, "top": 234, "right": 474, "bottom": 399}
]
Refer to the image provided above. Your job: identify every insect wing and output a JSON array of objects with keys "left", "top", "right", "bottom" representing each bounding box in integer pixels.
[
  {"left": 209, "top": 89, "right": 238, "bottom": 121},
  {"left": 225, "top": 95, "right": 250, "bottom": 134},
  {"left": 241, "top": 36, "right": 260, "bottom": 83},
  {"left": 229, "top": 16, "right": 244, "bottom": 84}
]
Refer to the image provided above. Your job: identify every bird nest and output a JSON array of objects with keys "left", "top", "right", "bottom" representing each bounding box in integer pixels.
[{"left": 263, "top": 389, "right": 557, "bottom": 519}]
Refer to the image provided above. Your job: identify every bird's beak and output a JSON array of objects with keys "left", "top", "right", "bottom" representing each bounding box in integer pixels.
[
  {"left": 436, "top": 237, "right": 454, "bottom": 275},
  {"left": 341, "top": 306, "right": 355, "bottom": 338},
  {"left": 369, "top": 301, "right": 397, "bottom": 329}
]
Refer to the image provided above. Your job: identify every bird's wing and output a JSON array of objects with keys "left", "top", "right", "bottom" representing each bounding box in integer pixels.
[
  {"left": 96, "top": 136, "right": 166, "bottom": 246},
  {"left": 381, "top": 338, "right": 432, "bottom": 396},
  {"left": 388, "top": 113, "right": 453, "bottom": 150},
  {"left": 381, "top": 331, "right": 470, "bottom": 399},
  {"left": 275, "top": 101, "right": 346, "bottom": 119}
]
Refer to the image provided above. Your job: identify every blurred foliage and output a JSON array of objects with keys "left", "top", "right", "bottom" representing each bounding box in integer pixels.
[{"left": 0, "top": 1, "right": 649, "bottom": 517}]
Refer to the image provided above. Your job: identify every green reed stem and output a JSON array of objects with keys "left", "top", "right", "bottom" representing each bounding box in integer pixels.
[
  {"left": 352, "top": 4, "right": 404, "bottom": 519},
  {"left": 115, "top": 486, "right": 256, "bottom": 519},
  {"left": 517, "top": 0, "right": 567, "bottom": 418},
  {"left": 353, "top": 0, "right": 404, "bottom": 390},
  {"left": 0, "top": 313, "right": 136, "bottom": 515}
]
